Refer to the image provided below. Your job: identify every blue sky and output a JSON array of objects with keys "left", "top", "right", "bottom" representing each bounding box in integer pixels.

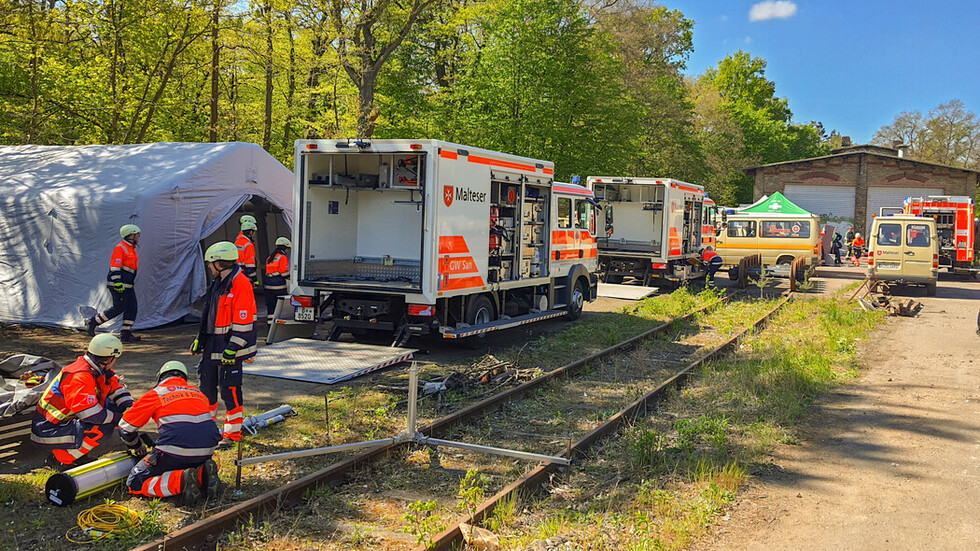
[{"left": 666, "top": 1, "right": 980, "bottom": 144}]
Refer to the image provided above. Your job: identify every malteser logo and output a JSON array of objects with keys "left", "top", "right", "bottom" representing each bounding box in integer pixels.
[{"left": 443, "top": 185, "right": 487, "bottom": 207}]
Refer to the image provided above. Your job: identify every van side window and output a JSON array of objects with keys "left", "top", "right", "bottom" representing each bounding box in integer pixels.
[
  {"left": 727, "top": 220, "right": 756, "bottom": 238},
  {"left": 907, "top": 224, "right": 931, "bottom": 247},
  {"left": 877, "top": 223, "right": 901, "bottom": 246},
  {"left": 557, "top": 198, "right": 572, "bottom": 229},
  {"left": 574, "top": 199, "right": 591, "bottom": 230},
  {"left": 761, "top": 220, "right": 809, "bottom": 238}
]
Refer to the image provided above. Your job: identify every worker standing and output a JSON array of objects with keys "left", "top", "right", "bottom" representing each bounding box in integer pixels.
[
  {"left": 119, "top": 361, "right": 222, "bottom": 505},
  {"left": 831, "top": 233, "right": 843, "bottom": 266},
  {"left": 700, "top": 246, "right": 723, "bottom": 285},
  {"left": 235, "top": 221, "right": 259, "bottom": 287},
  {"left": 31, "top": 334, "right": 132, "bottom": 467},
  {"left": 86, "top": 224, "right": 142, "bottom": 343},
  {"left": 190, "top": 242, "right": 256, "bottom": 446},
  {"left": 850, "top": 233, "right": 865, "bottom": 266},
  {"left": 263, "top": 237, "right": 291, "bottom": 322}
]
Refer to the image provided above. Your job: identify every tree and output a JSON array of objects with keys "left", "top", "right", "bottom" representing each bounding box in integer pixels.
[
  {"left": 329, "top": 0, "right": 437, "bottom": 137},
  {"left": 872, "top": 100, "right": 980, "bottom": 169}
]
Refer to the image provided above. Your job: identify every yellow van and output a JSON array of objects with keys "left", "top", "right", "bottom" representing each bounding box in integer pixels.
[
  {"left": 716, "top": 213, "right": 821, "bottom": 269},
  {"left": 868, "top": 214, "right": 939, "bottom": 296}
]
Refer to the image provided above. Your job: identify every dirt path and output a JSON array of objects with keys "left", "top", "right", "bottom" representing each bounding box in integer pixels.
[{"left": 695, "top": 276, "right": 980, "bottom": 551}]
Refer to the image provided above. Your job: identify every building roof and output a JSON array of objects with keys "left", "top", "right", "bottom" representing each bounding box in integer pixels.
[{"left": 743, "top": 146, "right": 980, "bottom": 177}]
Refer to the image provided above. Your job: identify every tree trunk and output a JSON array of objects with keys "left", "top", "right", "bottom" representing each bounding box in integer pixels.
[
  {"left": 281, "top": 10, "right": 296, "bottom": 150},
  {"left": 262, "top": 1, "right": 273, "bottom": 151},
  {"left": 356, "top": 70, "right": 376, "bottom": 137},
  {"left": 209, "top": 0, "right": 220, "bottom": 142}
]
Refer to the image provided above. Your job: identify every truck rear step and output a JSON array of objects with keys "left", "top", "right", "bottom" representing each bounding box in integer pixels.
[{"left": 441, "top": 310, "right": 568, "bottom": 339}]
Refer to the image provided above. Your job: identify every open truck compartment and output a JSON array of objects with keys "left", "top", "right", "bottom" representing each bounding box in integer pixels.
[{"left": 300, "top": 150, "right": 426, "bottom": 292}]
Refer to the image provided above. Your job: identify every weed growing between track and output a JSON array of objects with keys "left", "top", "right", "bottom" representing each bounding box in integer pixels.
[{"left": 489, "top": 293, "right": 886, "bottom": 550}]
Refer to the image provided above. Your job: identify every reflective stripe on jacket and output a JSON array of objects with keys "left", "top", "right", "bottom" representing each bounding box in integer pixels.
[
  {"left": 264, "top": 252, "right": 289, "bottom": 291},
  {"left": 35, "top": 356, "right": 131, "bottom": 426},
  {"left": 118, "top": 376, "right": 221, "bottom": 458},
  {"left": 107, "top": 240, "right": 139, "bottom": 288}
]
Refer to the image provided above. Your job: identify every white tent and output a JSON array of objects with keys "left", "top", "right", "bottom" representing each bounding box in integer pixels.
[{"left": 0, "top": 142, "right": 293, "bottom": 329}]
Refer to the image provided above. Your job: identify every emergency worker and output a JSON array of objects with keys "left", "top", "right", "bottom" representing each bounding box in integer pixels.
[
  {"left": 87, "top": 224, "right": 142, "bottom": 342},
  {"left": 263, "top": 237, "right": 291, "bottom": 321},
  {"left": 31, "top": 334, "right": 132, "bottom": 466},
  {"left": 119, "top": 361, "right": 222, "bottom": 505},
  {"left": 235, "top": 221, "right": 259, "bottom": 286},
  {"left": 700, "top": 246, "right": 723, "bottom": 285},
  {"left": 851, "top": 233, "right": 865, "bottom": 266},
  {"left": 831, "top": 233, "right": 843, "bottom": 265},
  {"left": 190, "top": 241, "right": 256, "bottom": 446}
]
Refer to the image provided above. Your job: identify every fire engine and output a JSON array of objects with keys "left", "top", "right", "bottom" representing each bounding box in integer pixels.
[
  {"left": 587, "top": 177, "right": 706, "bottom": 286},
  {"left": 903, "top": 195, "right": 978, "bottom": 275},
  {"left": 283, "top": 139, "right": 598, "bottom": 344}
]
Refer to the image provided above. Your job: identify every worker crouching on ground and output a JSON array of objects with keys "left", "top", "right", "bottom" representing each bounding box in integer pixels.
[
  {"left": 190, "top": 241, "right": 257, "bottom": 447},
  {"left": 701, "top": 246, "right": 723, "bottom": 285},
  {"left": 31, "top": 334, "right": 133, "bottom": 467},
  {"left": 86, "top": 224, "right": 142, "bottom": 343},
  {"left": 263, "top": 237, "right": 291, "bottom": 322},
  {"left": 119, "top": 361, "right": 221, "bottom": 505}
]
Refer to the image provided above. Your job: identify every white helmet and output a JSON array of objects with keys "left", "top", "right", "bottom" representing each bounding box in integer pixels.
[
  {"left": 275, "top": 237, "right": 292, "bottom": 248},
  {"left": 855, "top": 233, "right": 861, "bottom": 238},
  {"left": 241, "top": 221, "right": 258, "bottom": 232},
  {"left": 120, "top": 224, "right": 141, "bottom": 239},
  {"left": 88, "top": 334, "right": 123, "bottom": 358},
  {"left": 205, "top": 241, "right": 239, "bottom": 262},
  {"left": 240, "top": 215, "right": 257, "bottom": 225},
  {"left": 157, "top": 360, "right": 188, "bottom": 380}
]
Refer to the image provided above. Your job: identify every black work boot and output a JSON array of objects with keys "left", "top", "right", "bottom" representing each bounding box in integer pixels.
[
  {"left": 180, "top": 468, "right": 202, "bottom": 506},
  {"left": 120, "top": 331, "right": 141, "bottom": 343},
  {"left": 85, "top": 318, "right": 97, "bottom": 337},
  {"left": 200, "top": 459, "right": 223, "bottom": 502}
]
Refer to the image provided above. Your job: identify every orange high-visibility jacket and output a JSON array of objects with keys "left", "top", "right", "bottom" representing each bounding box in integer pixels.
[
  {"left": 107, "top": 240, "right": 139, "bottom": 288},
  {"left": 119, "top": 376, "right": 220, "bottom": 458},
  {"left": 209, "top": 268, "right": 257, "bottom": 361},
  {"left": 235, "top": 232, "right": 257, "bottom": 282},
  {"left": 264, "top": 252, "right": 289, "bottom": 291},
  {"left": 36, "top": 356, "right": 131, "bottom": 426}
]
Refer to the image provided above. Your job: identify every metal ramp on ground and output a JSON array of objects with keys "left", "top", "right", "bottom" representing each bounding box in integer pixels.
[
  {"left": 597, "top": 282, "right": 659, "bottom": 300},
  {"left": 244, "top": 339, "right": 416, "bottom": 384}
]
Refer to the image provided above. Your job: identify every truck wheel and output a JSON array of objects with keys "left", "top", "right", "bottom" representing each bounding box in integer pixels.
[
  {"left": 926, "top": 282, "right": 937, "bottom": 297},
  {"left": 566, "top": 280, "right": 586, "bottom": 321},
  {"left": 465, "top": 296, "right": 495, "bottom": 328}
]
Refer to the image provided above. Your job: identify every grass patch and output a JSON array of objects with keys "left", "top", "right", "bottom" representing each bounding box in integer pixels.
[{"left": 491, "top": 292, "right": 885, "bottom": 549}]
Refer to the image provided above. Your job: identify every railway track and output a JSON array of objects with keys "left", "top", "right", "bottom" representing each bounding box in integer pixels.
[{"left": 134, "top": 292, "right": 789, "bottom": 550}]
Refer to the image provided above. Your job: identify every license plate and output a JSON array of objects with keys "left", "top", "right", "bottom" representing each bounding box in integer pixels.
[{"left": 294, "top": 306, "right": 315, "bottom": 322}]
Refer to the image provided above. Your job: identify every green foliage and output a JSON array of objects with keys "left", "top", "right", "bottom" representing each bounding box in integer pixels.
[
  {"left": 401, "top": 500, "right": 443, "bottom": 550},
  {"left": 456, "top": 468, "right": 489, "bottom": 518}
]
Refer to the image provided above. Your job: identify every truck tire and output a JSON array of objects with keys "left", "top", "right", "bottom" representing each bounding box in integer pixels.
[
  {"left": 566, "top": 279, "right": 586, "bottom": 321},
  {"left": 465, "top": 295, "right": 495, "bottom": 328},
  {"left": 926, "top": 282, "right": 937, "bottom": 297}
]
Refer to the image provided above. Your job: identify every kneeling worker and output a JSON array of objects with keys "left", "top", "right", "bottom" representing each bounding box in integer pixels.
[
  {"left": 31, "top": 334, "right": 133, "bottom": 466},
  {"left": 119, "top": 361, "right": 222, "bottom": 504},
  {"left": 701, "top": 246, "right": 723, "bottom": 284}
]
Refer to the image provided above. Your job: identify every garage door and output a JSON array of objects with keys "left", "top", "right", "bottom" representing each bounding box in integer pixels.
[
  {"left": 865, "top": 186, "right": 944, "bottom": 233},
  {"left": 783, "top": 185, "right": 855, "bottom": 220}
]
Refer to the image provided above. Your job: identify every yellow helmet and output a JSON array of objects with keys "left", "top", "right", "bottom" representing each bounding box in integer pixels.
[
  {"left": 241, "top": 221, "right": 257, "bottom": 232},
  {"left": 88, "top": 334, "right": 123, "bottom": 358},
  {"left": 240, "top": 215, "right": 257, "bottom": 225},
  {"left": 205, "top": 241, "right": 239, "bottom": 262},
  {"left": 120, "top": 224, "right": 141, "bottom": 239},
  {"left": 157, "top": 360, "right": 188, "bottom": 380},
  {"left": 275, "top": 237, "right": 292, "bottom": 248}
]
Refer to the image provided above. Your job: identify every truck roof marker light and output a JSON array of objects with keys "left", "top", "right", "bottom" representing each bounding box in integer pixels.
[
  {"left": 305, "top": 143, "right": 318, "bottom": 150},
  {"left": 410, "top": 144, "right": 422, "bottom": 150}
]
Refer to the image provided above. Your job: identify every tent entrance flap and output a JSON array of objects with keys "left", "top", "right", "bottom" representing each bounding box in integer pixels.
[{"left": 242, "top": 338, "right": 416, "bottom": 384}]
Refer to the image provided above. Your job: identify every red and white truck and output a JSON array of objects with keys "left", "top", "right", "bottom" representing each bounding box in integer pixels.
[
  {"left": 903, "top": 195, "right": 978, "bottom": 275},
  {"left": 587, "top": 176, "right": 706, "bottom": 286},
  {"left": 282, "top": 139, "right": 599, "bottom": 344}
]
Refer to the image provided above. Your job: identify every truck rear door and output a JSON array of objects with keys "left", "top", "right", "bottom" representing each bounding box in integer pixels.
[{"left": 902, "top": 221, "right": 934, "bottom": 279}]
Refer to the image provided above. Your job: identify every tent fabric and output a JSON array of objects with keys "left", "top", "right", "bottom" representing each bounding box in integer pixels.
[
  {"left": 737, "top": 191, "right": 812, "bottom": 215},
  {"left": 0, "top": 142, "right": 293, "bottom": 330}
]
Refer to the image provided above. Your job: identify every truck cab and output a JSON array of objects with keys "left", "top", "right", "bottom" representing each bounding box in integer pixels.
[{"left": 868, "top": 214, "right": 939, "bottom": 296}]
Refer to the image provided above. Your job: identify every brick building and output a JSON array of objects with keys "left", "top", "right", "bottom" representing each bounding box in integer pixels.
[{"left": 744, "top": 144, "right": 980, "bottom": 233}]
